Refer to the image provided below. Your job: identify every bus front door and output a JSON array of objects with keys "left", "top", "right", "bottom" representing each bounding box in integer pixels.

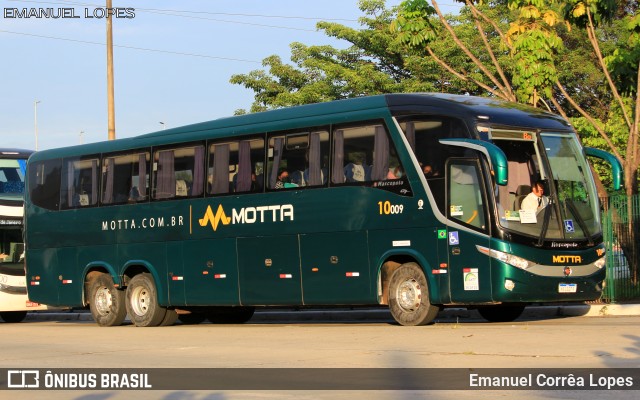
[{"left": 445, "top": 158, "right": 493, "bottom": 303}]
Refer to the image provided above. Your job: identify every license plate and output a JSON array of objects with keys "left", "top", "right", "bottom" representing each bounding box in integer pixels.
[{"left": 558, "top": 283, "right": 577, "bottom": 293}]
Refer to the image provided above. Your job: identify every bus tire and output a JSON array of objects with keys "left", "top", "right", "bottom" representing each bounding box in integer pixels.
[
  {"left": 88, "top": 273, "right": 127, "bottom": 327},
  {"left": 160, "top": 309, "right": 178, "bottom": 326},
  {"left": 207, "top": 307, "right": 255, "bottom": 324},
  {"left": 0, "top": 311, "right": 27, "bottom": 323},
  {"left": 388, "top": 262, "right": 439, "bottom": 326},
  {"left": 178, "top": 313, "right": 207, "bottom": 325},
  {"left": 126, "top": 273, "right": 167, "bottom": 327},
  {"left": 477, "top": 305, "right": 525, "bottom": 322}
]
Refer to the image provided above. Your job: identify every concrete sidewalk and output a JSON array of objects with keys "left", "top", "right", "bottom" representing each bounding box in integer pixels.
[{"left": 20, "top": 302, "right": 640, "bottom": 324}]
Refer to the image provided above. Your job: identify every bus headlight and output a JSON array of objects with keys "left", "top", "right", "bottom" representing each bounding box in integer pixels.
[
  {"left": 594, "top": 256, "right": 606, "bottom": 269},
  {"left": 476, "top": 246, "right": 536, "bottom": 270}
]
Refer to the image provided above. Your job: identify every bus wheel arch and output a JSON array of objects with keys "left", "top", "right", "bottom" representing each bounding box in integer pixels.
[
  {"left": 387, "top": 262, "right": 440, "bottom": 326},
  {"left": 378, "top": 254, "right": 432, "bottom": 305},
  {"left": 85, "top": 270, "right": 127, "bottom": 327}
]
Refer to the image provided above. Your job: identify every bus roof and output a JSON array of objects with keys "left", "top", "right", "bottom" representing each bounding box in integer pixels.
[
  {"left": 385, "top": 93, "right": 571, "bottom": 130},
  {"left": 0, "top": 149, "right": 34, "bottom": 159},
  {"left": 29, "top": 93, "right": 571, "bottom": 161}
]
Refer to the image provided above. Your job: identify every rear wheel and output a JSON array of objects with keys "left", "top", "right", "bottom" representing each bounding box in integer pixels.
[
  {"left": 207, "top": 307, "right": 255, "bottom": 324},
  {"left": 388, "top": 262, "right": 439, "bottom": 326},
  {"left": 87, "top": 273, "right": 127, "bottom": 327},
  {"left": 477, "top": 305, "right": 525, "bottom": 322},
  {"left": 160, "top": 309, "right": 178, "bottom": 326},
  {"left": 126, "top": 273, "right": 167, "bottom": 327},
  {"left": 0, "top": 311, "right": 27, "bottom": 323}
]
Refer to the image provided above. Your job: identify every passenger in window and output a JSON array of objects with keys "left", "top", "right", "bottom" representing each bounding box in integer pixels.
[
  {"left": 422, "top": 163, "right": 439, "bottom": 178},
  {"left": 274, "top": 169, "right": 290, "bottom": 189},
  {"left": 128, "top": 186, "right": 141, "bottom": 203},
  {"left": 344, "top": 154, "right": 370, "bottom": 182},
  {"left": 521, "top": 180, "right": 548, "bottom": 212},
  {"left": 387, "top": 164, "right": 403, "bottom": 180}
]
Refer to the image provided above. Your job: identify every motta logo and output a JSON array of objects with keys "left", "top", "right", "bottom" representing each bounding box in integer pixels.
[
  {"left": 198, "top": 205, "right": 231, "bottom": 231},
  {"left": 198, "top": 204, "right": 294, "bottom": 231},
  {"left": 552, "top": 255, "right": 582, "bottom": 264}
]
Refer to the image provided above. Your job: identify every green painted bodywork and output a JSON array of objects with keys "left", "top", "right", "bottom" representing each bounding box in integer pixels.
[{"left": 24, "top": 94, "right": 609, "bottom": 309}]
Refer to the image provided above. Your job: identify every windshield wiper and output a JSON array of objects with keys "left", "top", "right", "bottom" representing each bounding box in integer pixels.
[
  {"left": 536, "top": 198, "right": 554, "bottom": 247},
  {"left": 565, "top": 199, "right": 594, "bottom": 246}
]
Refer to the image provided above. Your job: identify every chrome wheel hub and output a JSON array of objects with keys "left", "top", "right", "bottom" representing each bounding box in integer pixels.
[{"left": 397, "top": 279, "right": 422, "bottom": 312}]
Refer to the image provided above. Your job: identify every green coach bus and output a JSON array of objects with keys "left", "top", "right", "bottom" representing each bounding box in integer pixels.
[{"left": 24, "top": 94, "right": 622, "bottom": 327}]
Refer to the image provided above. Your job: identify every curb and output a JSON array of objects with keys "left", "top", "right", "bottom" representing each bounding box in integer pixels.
[{"left": 20, "top": 303, "right": 640, "bottom": 324}]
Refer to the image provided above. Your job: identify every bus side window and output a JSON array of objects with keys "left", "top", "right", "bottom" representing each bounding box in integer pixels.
[
  {"left": 332, "top": 123, "right": 398, "bottom": 185},
  {"left": 208, "top": 137, "right": 265, "bottom": 195},
  {"left": 398, "top": 116, "right": 471, "bottom": 215},
  {"left": 267, "top": 129, "right": 329, "bottom": 190},
  {"left": 153, "top": 145, "right": 205, "bottom": 200},
  {"left": 102, "top": 151, "right": 150, "bottom": 205},
  {"left": 28, "top": 159, "right": 61, "bottom": 211},
  {"left": 61, "top": 157, "right": 99, "bottom": 209}
]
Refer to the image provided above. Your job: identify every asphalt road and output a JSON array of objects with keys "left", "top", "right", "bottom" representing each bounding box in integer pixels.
[{"left": 1, "top": 309, "right": 639, "bottom": 399}]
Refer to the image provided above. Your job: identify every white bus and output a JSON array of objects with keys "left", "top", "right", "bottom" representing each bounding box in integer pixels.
[{"left": 0, "top": 149, "right": 51, "bottom": 322}]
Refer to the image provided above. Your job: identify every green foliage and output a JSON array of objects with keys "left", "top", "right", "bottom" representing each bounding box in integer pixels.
[
  {"left": 229, "top": 0, "right": 638, "bottom": 192},
  {"left": 604, "top": 13, "right": 640, "bottom": 95},
  {"left": 562, "top": 0, "right": 618, "bottom": 27},
  {"left": 573, "top": 97, "right": 635, "bottom": 191},
  {"left": 506, "top": 0, "right": 563, "bottom": 104},
  {"left": 390, "top": 0, "right": 437, "bottom": 47},
  {"left": 230, "top": 0, "right": 437, "bottom": 112}
]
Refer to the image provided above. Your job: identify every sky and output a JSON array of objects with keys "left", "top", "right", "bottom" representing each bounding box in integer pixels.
[{"left": 1, "top": 0, "right": 460, "bottom": 151}]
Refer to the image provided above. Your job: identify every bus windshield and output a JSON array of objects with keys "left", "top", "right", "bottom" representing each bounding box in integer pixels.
[
  {"left": 0, "top": 158, "right": 27, "bottom": 202},
  {"left": 494, "top": 131, "right": 600, "bottom": 240}
]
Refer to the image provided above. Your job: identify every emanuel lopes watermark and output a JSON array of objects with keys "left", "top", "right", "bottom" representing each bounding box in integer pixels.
[{"left": 3, "top": 7, "right": 135, "bottom": 19}]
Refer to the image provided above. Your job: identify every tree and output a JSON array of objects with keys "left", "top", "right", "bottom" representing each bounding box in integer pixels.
[
  {"left": 231, "top": 0, "right": 639, "bottom": 282},
  {"left": 230, "top": 0, "right": 435, "bottom": 113}
]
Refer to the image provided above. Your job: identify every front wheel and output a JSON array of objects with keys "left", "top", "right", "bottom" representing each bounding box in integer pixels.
[
  {"left": 477, "top": 305, "right": 525, "bottom": 322},
  {"left": 0, "top": 311, "right": 27, "bottom": 323},
  {"left": 388, "top": 262, "right": 439, "bottom": 326},
  {"left": 126, "top": 273, "right": 167, "bottom": 327},
  {"left": 87, "top": 273, "right": 126, "bottom": 327}
]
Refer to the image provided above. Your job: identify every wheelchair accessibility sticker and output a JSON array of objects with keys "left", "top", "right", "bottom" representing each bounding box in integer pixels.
[
  {"left": 449, "top": 231, "right": 459, "bottom": 245},
  {"left": 564, "top": 219, "right": 575, "bottom": 233}
]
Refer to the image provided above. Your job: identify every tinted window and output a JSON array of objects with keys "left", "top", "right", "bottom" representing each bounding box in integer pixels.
[
  {"left": 28, "top": 159, "right": 61, "bottom": 211},
  {"left": 332, "top": 123, "right": 402, "bottom": 185},
  {"left": 61, "top": 157, "right": 100, "bottom": 209},
  {"left": 153, "top": 145, "right": 205, "bottom": 200},
  {"left": 102, "top": 151, "right": 150, "bottom": 205},
  {"left": 208, "top": 137, "right": 265, "bottom": 195},
  {"left": 267, "top": 130, "right": 329, "bottom": 190},
  {"left": 0, "top": 158, "right": 27, "bottom": 200}
]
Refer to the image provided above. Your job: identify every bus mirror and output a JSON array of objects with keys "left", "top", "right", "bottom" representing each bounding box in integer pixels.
[
  {"left": 439, "top": 139, "right": 508, "bottom": 186},
  {"left": 584, "top": 147, "right": 623, "bottom": 191}
]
